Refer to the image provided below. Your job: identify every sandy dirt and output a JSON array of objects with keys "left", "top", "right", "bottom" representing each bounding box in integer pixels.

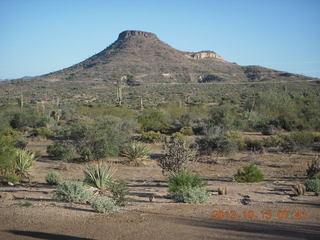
[{"left": 0, "top": 138, "right": 320, "bottom": 240}]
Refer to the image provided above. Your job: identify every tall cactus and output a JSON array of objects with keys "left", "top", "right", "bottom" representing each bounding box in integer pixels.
[
  {"left": 17, "top": 93, "right": 24, "bottom": 109},
  {"left": 140, "top": 98, "right": 144, "bottom": 111},
  {"left": 117, "top": 76, "right": 126, "bottom": 106}
]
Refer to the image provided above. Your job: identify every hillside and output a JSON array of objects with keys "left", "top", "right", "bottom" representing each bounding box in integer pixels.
[
  {"left": 0, "top": 30, "right": 318, "bottom": 106},
  {"left": 36, "top": 30, "right": 315, "bottom": 84}
]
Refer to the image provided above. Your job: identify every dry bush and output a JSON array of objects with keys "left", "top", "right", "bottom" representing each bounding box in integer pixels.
[
  {"left": 292, "top": 183, "right": 306, "bottom": 196},
  {"left": 158, "top": 137, "right": 197, "bottom": 174},
  {"left": 218, "top": 187, "right": 228, "bottom": 195},
  {"left": 306, "top": 156, "right": 320, "bottom": 179}
]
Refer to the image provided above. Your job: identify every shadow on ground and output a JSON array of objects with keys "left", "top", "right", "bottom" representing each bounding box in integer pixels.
[
  {"left": 5, "top": 230, "right": 94, "bottom": 240},
  {"left": 182, "top": 218, "right": 320, "bottom": 240},
  {"left": 149, "top": 212, "right": 320, "bottom": 240}
]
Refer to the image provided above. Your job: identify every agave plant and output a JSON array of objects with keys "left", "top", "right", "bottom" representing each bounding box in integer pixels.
[
  {"left": 84, "top": 163, "right": 115, "bottom": 192},
  {"left": 15, "top": 149, "right": 36, "bottom": 177},
  {"left": 122, "top": 141, "right": 151, "bottom": 166}
]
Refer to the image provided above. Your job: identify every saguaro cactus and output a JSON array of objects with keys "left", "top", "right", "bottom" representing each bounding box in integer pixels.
[
  {"left": 117, "top": 76, "right": 126, "bottom": 106},
  {"left": 17, "top": 94, "right": 24, "bottom": 109},
  {"left": 140, "top": 98, "right": 144, "bottom": 111}
]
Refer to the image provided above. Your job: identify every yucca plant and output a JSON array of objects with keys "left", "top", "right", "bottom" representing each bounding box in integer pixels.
[
  {"left": 15, "top": 149, "right": 36, "bottom": 177},
  {"left": 84, "top": 163, "right": 115, "bottom": 192},
  {"left": 122, "top": 141, "right": 151, "bottom": 166}
]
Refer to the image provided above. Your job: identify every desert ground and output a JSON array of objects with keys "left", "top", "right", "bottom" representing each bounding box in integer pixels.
[{"left": 1, "top": 136, "right": 320, "bottom": 240}]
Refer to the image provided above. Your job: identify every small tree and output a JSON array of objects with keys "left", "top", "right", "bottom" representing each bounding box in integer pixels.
[
  {"left": 0, "top": 136, "right": 19, "bottom": 183},
  {"left": 65, "top": 121, "right": 128, "bottom": 161},
  {"left": 196, "top": 135, "right": 237, "bottom": 156},
  {"left": 47, "top": 141, "right": 75, "bottom": 162},
  {"left": 138, "top": 109, "right": 170, "bottom": 133}
]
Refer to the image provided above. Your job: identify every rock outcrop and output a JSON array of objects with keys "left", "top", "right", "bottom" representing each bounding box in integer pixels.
[
  {"left": 186, "top": 51, "right": 224, "bottom": 61},
  {"left": 118, "top": 30, "right": 157, "bottom": 40}
]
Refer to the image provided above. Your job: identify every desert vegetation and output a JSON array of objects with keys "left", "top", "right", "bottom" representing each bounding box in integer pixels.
[{"left": 0, "top": 82, "right": 320, "bottom": 220}]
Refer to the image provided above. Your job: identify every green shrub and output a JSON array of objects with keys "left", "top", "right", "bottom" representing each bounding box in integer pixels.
[
  {"left": 14, "top": 138, "right": 28, "bottom": 149},
  {"left": 173, "top": 187, "right": 208, "bottom": 204},
  {"left": 0, "top": 173, "right": 20, "bottom": 185},
  {"left": 196, "top": 135, "right": 237, "bottom": 156},
  {"left": 0, "top": 136, "right": 17, "bottom": 181},
  {"left": 9, "top": 110, "right": 48, "bottom": 130},
  {"left": 54, "top": 181, "right": 94, "bottom": 203},
  {"left": 110, "top": 180, "right": 128, "bottom": 206},
  {"left": 21, "top": 201, "right": 33, "bottom": 207},
  {"left": 31, "top": 127, "right": 55, "bottom": 138},
  {"left": 64, "top": 121, "right": 91, "bottom": 141},
  {"left": 273, "top": 114, "right": 300, "bottom": 131},
  {"left": 138, "top": 109, "right": 170, "bottom": 133},
  {"left": 69, "top": 121, "right": 128, "bottom": 161},
  {"left": 159, "top": 138, "right": 197, "bottom": 173},
  {"left": 304, "top": 179, "right": 320, "bottom": 193},
  {"left": 84, "top": 164, "right": 115, "bottom": 191},
  {"left": 244, "top": 138, "right": 264, "bottom": 153},
  {"left": 47, "top": 142, "right": 76, "bottom": 162},
  {"left": 279, "top": 132, "right": 315, "bottom": 153},
  {"left": 122, "top": 141, "right": 150, "bottom": 166},
  {"left": 168, "top": 170, "right": 205, "bottom": 193},
  {"left": 280, "top": 135, "right": 299, "bottom": 153},
  {"left": 314, "top": 172, "right": 320, "bottom": 179},
  {"left": 180, "top": 126, "right": 193, "bottom": 136},
  {"left": 91, "top": 197, "right": 119, "bottom": 214},
  {"left": 140, "top": 131, "right": 164, "bottom": 143},
  {"left": 225, "top": 131, "right": 245, "bottom": 150},
  {"left": 172, "top": 132, "right": 186, "bottom": 142},
  {"left": 262, "top": 135, "right": 283, "bottom": 148},
  {"left": 306, "top": 159, "right": 320, "bottom": 179},
  {"left": 291, "top": 131, "right": 315, "bottom": 147},
  {"left": 15, "top": 149, "right": 36, "bottom": 177},
  {"left": 214, "top": 136, "right": 237, "bottom": 156},
  {"left": 312, "top": 143, "right": 320, "bottom": 152},
  {"left": 234, "top": 163, "right": 264, "bottom": 183},
  {"left": 45, "top": 171, "right": 63, "bottom": 185},
  {"left": 208, "top": 104, "right": 238, "bottom": 130}
]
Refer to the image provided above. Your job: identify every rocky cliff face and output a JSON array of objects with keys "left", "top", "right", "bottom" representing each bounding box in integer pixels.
[{"left": 118, "top": 30, "right": 157, "bottom": 40}]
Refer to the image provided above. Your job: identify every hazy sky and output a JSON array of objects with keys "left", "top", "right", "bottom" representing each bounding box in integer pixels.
[{"left": 1, "top": 0, "right": 319, "bottom": 79}]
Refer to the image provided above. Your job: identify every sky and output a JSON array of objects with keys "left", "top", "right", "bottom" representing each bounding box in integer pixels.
[{"left": 0, "top": 0, "right": 320, "bottom": 79}]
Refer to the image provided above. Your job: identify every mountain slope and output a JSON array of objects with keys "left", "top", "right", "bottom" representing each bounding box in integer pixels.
[
  {"left": 38, "top": 30, "right": 313, "bottom": 84},
  {"left": 0, "top": 30, "right": 318, "bottom": 107}
]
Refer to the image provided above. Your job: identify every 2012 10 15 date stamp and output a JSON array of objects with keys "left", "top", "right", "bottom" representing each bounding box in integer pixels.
[{"left": 210, "top": 209, "right": 308, "bottom": 220}]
